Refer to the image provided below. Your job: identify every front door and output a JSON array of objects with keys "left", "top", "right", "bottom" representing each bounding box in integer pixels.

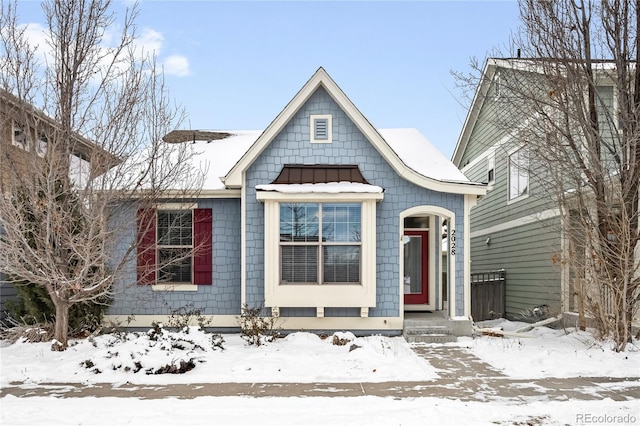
[{"left": 403, "top": 230, "right": 429, "bottom": 305}]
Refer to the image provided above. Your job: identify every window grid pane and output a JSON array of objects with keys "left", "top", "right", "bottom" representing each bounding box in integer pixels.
[
  {"left": 280, "top": 203, "right": 319, "bottom": 242},
  {"left": 322, "top": 203, "right": 361, "bottom": 242},
  {"left": 158, "top": 210, "right": 193, "bottom": 246},
  {"left": 281, "top": 245, "right": 318, "bottom": 283},
  {"left": 158, "top": 248, "right": 192, "bottom": 283},
  {"left": 323, "top": 245, "right": 360, "bottom": 283}
]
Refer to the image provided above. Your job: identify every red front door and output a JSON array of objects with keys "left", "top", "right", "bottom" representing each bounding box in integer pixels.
[{"left": 403, "top": 230, "right": 429, "bottom": 305}]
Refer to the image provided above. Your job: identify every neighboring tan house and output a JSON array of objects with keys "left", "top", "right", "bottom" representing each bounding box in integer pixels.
[
  {"left": 452, "top": 58, "right": 627, "bottom": 322},
  {"left": 0, "top": 88, "right": 114, "bottom": 320},
  {"left": 104, "top": 67, "right": 486, "bottom": 337}
]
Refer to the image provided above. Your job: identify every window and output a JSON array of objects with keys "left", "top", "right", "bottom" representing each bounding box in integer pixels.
[
  {"left": 12, "top": 123, "right": 27, "bottom": 150},
  {"left": 493, "top": 71, "right": 501, "bottom": 99},
  {"left": 157, "top": 210, "right": 193, "bottom": 283},
  {"left": 310, "top": 114, "right": 332, "bottom": 143},
  {"left": 36, "top": 133, "right": 48, "bottom": 157},
  {"left": 508, "top": 147, "right": 529, "bottom": 201},
  {"left": 11, "top": 123, "right": 47, "bottom": 155},
  {"left": 280, "top": 203, "right": 361, "bottom": 284},
  {"left": 136, "top": 207, "right": 212, "bottom": 286},
  {"left": 259, "top": 193, "right": 380, "bottom": 310},
  {"left": 487, "top": 152, "right": 495, "bottom": 184}
]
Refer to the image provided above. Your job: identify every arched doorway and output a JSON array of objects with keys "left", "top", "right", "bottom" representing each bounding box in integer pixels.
[{"left": 400, "top": 206, "right": 455, "bottom": 313}]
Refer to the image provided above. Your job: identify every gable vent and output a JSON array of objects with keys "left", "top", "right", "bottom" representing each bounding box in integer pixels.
[
  {"left": 314, "top": 118, "right": 328, "bottom": 139},
  {"left": 310, "top": 114, "right": 332, "bottom": 143}
]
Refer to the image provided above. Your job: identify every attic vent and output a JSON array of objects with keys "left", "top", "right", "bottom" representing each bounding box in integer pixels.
[
  {"left": 315, "top": 119, "right": 328, "bottom": 139},
  {"left": 310, "top": 114, "right": 332, "bottom": 144}
]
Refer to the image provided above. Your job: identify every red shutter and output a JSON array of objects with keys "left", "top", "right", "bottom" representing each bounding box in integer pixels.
[
  {"left": 193, "top": 208, "right": 213, "bottom": 285},
  {"left": 136, "top": 208, "right": 156, "bottom": 285}
]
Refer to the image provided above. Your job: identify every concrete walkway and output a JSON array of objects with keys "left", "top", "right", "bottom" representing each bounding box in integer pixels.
[{"left": 2, "top": 346, "right": 639, "bottom": 402}]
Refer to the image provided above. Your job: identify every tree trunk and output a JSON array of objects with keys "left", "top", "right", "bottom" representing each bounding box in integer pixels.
[{"left": 52, "top": 300, "right": 69, "bottom": 351}]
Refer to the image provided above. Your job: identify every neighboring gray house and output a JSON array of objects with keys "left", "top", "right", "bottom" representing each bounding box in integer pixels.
[
  {"left": 0, "top": 89, "right": 113, "bottom": 321},
  {"left": 105, "top": 67, "right": 486, "bottom": 335},
  {"left": 451, "top": 58, "right": 621, "bottom": 321}
]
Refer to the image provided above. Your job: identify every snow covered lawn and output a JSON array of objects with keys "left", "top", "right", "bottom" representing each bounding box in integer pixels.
[
  {"left": 1, "top": 320, "right": 638, "bottom": 426},
  {"left": 462, "top": 319, "right": 640, "bottom": 379},
  {"left": 0, "top": 328, "right": 436, "bottom": 385}
]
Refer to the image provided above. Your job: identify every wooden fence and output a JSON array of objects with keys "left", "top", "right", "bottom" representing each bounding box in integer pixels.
[{"left": 471, "top": 269, "right": 506, "bottom": 321}]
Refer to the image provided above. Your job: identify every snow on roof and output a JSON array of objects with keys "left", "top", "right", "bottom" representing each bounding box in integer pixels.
[
  {"left": 378, "top": 128, "right": 471, "bottom": 184},
  {"left": 181, "top": 128, "right": 468, "bottom": 191},
  {"left": 190, "top": 130, "right": 262, "bottom": 190},
  {"left": 256, "top": 182, "right": 383, "bottom": 193}
]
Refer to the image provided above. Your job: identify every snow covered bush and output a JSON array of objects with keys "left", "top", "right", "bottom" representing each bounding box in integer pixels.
[
  {"left": 79, "top": 324, "right": 219, "bottom": 375},
  {"left": 332, "top": 331, "right": 356, "bottom": 346}
]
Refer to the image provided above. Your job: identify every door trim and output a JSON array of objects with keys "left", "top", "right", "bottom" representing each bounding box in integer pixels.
[{"left": 403, "top": 230, "right": 429, "bottom": 305}]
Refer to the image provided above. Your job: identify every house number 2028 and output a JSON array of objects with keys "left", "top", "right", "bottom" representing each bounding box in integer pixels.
[{"left": 450, "top": 230, "right": 456, "bottom": 256}]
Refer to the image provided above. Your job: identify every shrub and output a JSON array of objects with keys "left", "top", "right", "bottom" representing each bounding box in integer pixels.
[
  {"left": 165, "top": 303, "right": 212, "bottom": 333},
  {"left": 238, "top": 304, "right": 281, "bottom": 346},
  {"left": 5, "top": 279, "right": 109, "bottom": 336}
]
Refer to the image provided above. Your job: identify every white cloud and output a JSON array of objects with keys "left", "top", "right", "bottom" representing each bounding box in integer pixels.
[
  {"left": 20, "top": 23, "right": 51, "bottom": 64},
  {"left": 134, "top": 28, "right": 164, "bottom": 56},
  {"left": 163, "top": 54, "right": 190, "bottom": 77},
  {"left": 15, "top": 21, "right": 190, "bottom": 79}
]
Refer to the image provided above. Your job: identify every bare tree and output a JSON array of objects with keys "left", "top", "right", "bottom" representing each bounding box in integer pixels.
[
  {"left": 0, "top": 0, "right": 202, "bottom": 350},
  {"left": 455, "top": 0, "right": 639, "bottom": 350}
]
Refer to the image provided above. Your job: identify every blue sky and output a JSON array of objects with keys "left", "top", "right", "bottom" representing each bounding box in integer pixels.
[{"left": 17, "top": 1, "right": 521, "bottom": 158}]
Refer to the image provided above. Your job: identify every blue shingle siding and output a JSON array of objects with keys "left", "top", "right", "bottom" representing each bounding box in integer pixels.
[
  {"left": 245, "top": 87, "right": 466, "bottom": 317},
  {"left": 106, "top": 198, "right": 242, "bottom": 316},
  {"left": 107, "top": 86, "right": 468, "bottom": 321}
]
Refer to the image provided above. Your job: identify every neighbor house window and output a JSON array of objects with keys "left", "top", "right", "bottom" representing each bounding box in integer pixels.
[
  {"left": 279, "top": 202, "right": 361, "bottom": 284},
  {"left": 310, "top": 114, "right": 332, "bottom": 143},
  {"left": 493, "top": 71, "right": 501, "bottom": 99},
  {"left": 12, "top": 122, "right": 27, "bottom": 150},
  {"left": 36, "top": 133, "right": 48, "bottom": 157},
  {"left": 508, "top": 147, "right": 529, "bottom": 201},
  {"left": 487, "top": 151, "right": 495, "bottom": 185},
  {"left": 136, "top": 206, "right": 212, "bottom": 287}
]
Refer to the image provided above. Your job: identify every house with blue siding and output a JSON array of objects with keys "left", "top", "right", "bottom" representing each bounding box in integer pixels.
[{"left": 105, "top": 68, "right": 486, "bottom": 335}]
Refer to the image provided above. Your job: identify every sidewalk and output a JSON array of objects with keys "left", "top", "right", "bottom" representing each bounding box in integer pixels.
[{"left": 2, "top": 346, "right": 639, "bottom": 402}]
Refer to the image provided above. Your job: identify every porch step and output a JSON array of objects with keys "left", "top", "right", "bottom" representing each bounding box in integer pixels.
[{"left": 403, "top": 325, "right": 458, "bottom": 344}]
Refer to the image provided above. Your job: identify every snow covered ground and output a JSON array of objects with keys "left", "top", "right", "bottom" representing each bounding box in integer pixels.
[{"left": 1, "top": 320, "right": 638, "bottom": 425}]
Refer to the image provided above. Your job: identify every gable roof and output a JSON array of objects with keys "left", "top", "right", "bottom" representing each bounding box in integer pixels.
[
  {"left": 451, "top": 59, "right": 499, "bottom": 168},
  {"left": 451, "top": 57, "right": 619, "bottom": 167},
  {"left": 222, "top": 67, "right": 485, "bottom": 196},
  {"left": 0, "top": 88, "right": 119, "bottom": 171}
]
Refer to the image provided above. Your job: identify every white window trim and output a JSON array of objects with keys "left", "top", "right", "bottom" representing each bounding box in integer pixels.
[
  {"left": 507, "top": 146, "right": 530, "bottom": 204},
  {"left": 258, "top": 192, "right": 380, "bottom": 310},
  {"left": 310, "top": 114, "right": 332, "bottom": 144},
  {"left": 151, "top": 284, "right": 198, "bottom": 292}
]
